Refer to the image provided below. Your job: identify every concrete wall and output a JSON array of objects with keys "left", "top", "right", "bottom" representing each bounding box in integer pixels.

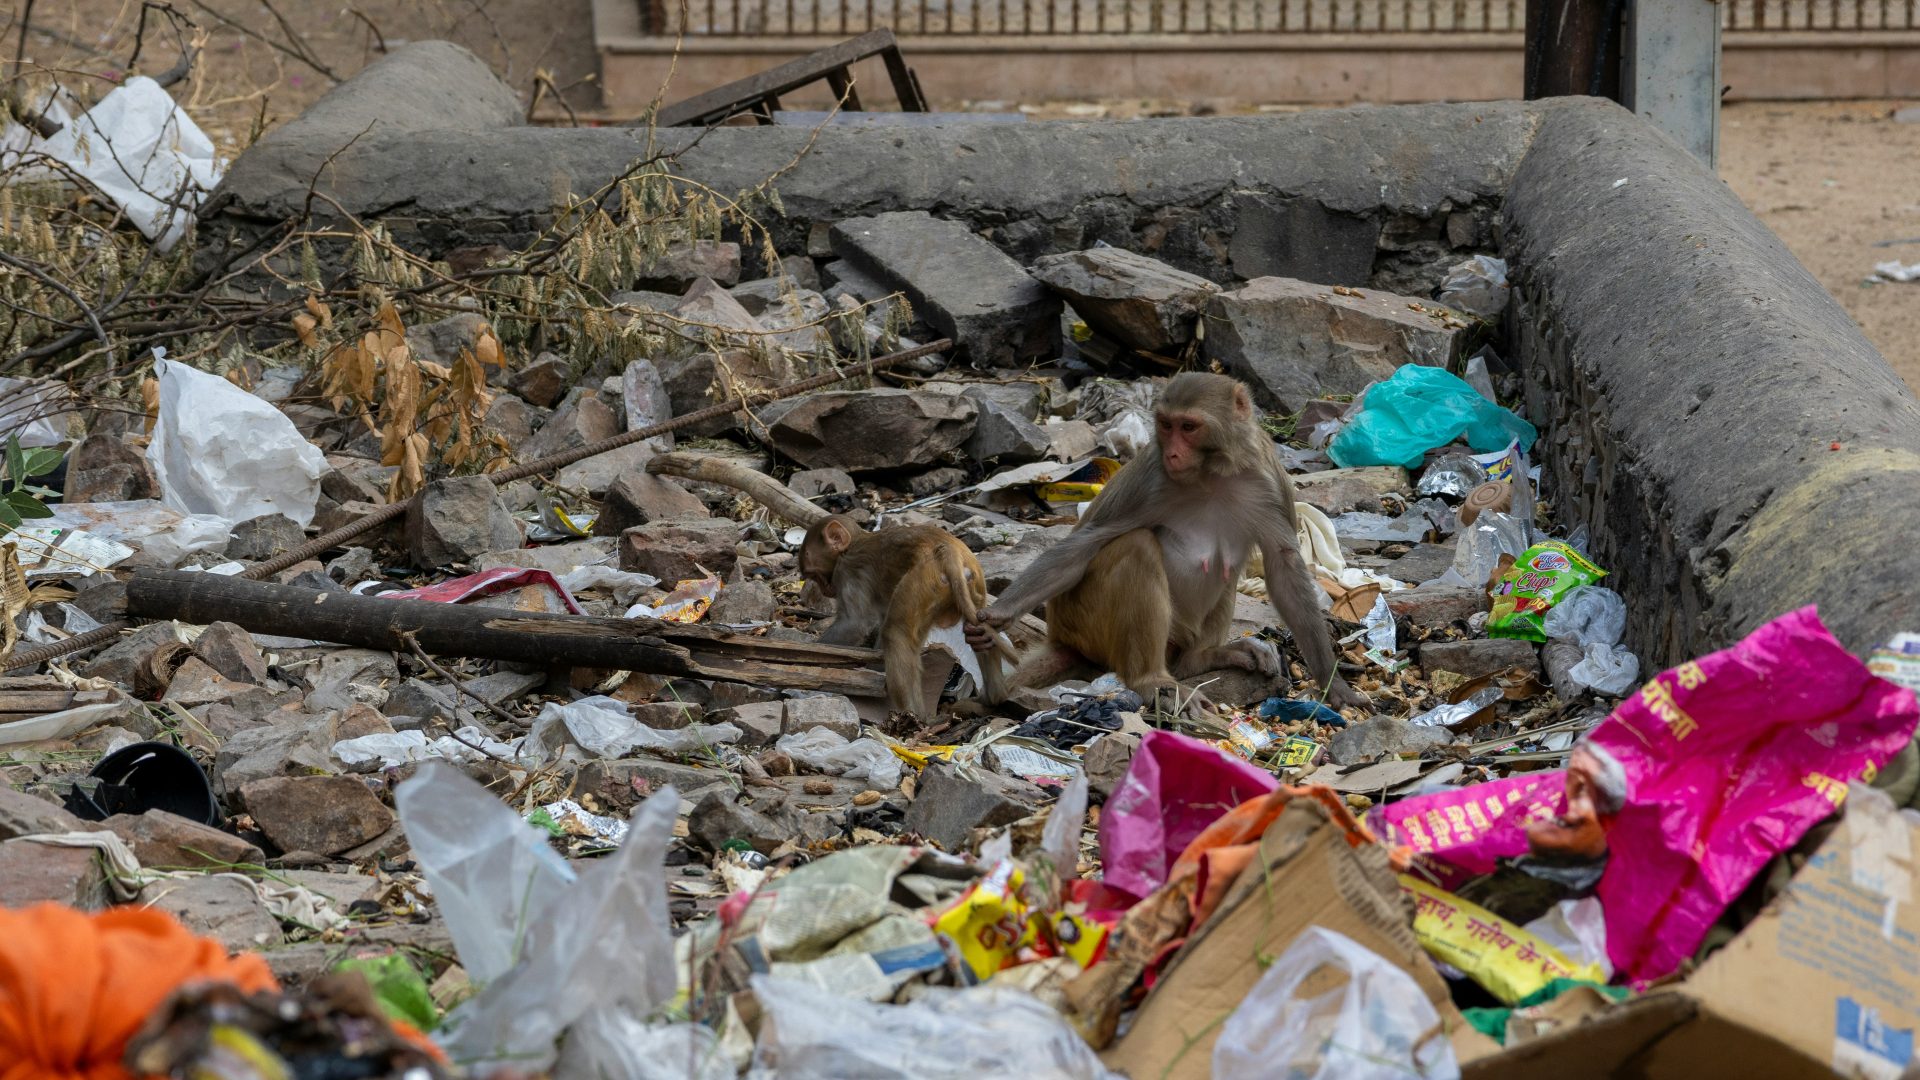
[{"left": 203, "top": 42, "right": 1920, "bottom": 657}]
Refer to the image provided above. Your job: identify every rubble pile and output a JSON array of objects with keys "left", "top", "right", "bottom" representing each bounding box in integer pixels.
[{"left": 3, "top": 178, "right": 1918, "bottom": 1080}]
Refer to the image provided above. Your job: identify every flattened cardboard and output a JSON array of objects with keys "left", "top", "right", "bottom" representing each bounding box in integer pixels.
[
  {"left": 1102, "top": 800, "right": 1466, "bottom": 1079},
  {"left": 1465, "top": 785, "right": 1920, "bottom": 1079}
]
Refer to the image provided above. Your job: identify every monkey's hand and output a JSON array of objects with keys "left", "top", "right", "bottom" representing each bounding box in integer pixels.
[
  {"left": 1325, "top": 675, "right": 1370, "bottom": 711},
  {"left": 963, "top": 620, "right": 995, "bottom": 651}
]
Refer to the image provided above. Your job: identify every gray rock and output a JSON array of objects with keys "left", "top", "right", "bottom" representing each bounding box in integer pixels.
[
  {"left": 963, "top": 396, "right": 1052, "bottom": 466},
  {"left": 620, "top": 518, "right": 738, "bottom": 582},
  {"left": 555, "top": 441, "right": 656, "bottom": 496},
  {"left": 781, "top": 254, "right": 821, "bottom": 290},
  {"left": 215, "top": 714, "right": 338, "bottom": 792},
  {"left": 1204, "top": 277, "right": 1469, "bottom": 413},
  {"left": 620, "top": 358, "right": 675, "bottom": 451},
  {"left": 485, "top": 392, "right": 543, "bottom": 446},
  {"left": 687, "top": 790, "right": 794, "bottom": 854},
  {"left": 144, "top": 874, "right": 282, "bottom": 949},
  {"left": 907, "top": 467, "right": 969, "bottom": 499},
  {"left": 97, "top": 810, "right": 265, "bottom": 869},
  {"left": 637, "top": 241, "right": 741, "bottom": 292},
  {"left": 1387, "top": 584, "right": 1490, "bottom": 628},
  {"left": 819, "top": 258, "right": 897, "bottom": 305},
  {"left": 0, "top": 786, "right": 83, "bottom": 840},
  {"left": 1292, "top": 467, "right": 1414, "bottom": 514},
  {"left": 1386, "top": 542, "right": 1460, "bottom": 585},
  {"left": 461, "top": 670, "right": 546, "bottom": 706},
  {"left": 509, "top": 352, "right": 571, "bottom": 407},
  {"left": 760, "top": 389, "right": 976, "bottom": 472},
  {"left": 784, "top": 694, "right": 860, "bottom": 741},
  {"left": 1032, "top": 247, "right": 1221, "bottom": 353},
  {"left": 593, "top": 470, "right": 709, "bottom": 535},
  {"left": 1328, "top": 716, "right": 1455, "bottom": 765},
  {"left": 657, "top": 349, "right": 780, "bottom": 438},
  {"left": 64, "top": 433, "right": 157, "bottom": 502},
  {"left": 301, "top": 649, "right": 400, "bottom": 714},
  {"left": 78, "top": 621, "right": 187, "bottom": 685},
  {"left": 956, "top": 517, "right": 1038, "bottom": 551},
  {"left": 476, "top": 538, "right": 615, "bottom": 575},
  {"left": 193, "top": 621, "right": 272, "bottom": 684},
  {"left": 1082, "top": 732, "right": 1140, "bottom": 799},
  {"left": 729, "top": 276, "right": 801, "bottom": 317},
  {"left": 405, "top": 311, "right": 492, "bottom": 367},
  {"left": 406, "top": 476, "right": 522, "bottom": 568},
  {"left": 1044, "top": 419, "right": 1099, "bottom": 461},
  {"left": 705, "top": 682, "right": 781, "bottom": 710},
  {"left": 902, "top": 762, "right": 1046, "bottom": 851},
  {"left": 673, "top": 276, "right": 761, "bottom": 336},
  {"left": 977, "top": 524, "right": 1073, "bottom": 592},
  {"left": 241, "top": 775, "right": 394, "bottom": 857},
  {"left": 320, "top": 466, "right": 384, "bottom": 506},
  {"left": 830, "top": 211, "right": 1060, "bottom": 368},
  {"left": 789, "top": 468, "right": 855, "bottom": 498},
  {"left": 634, "top": 701, "right": 703, "bottom": 730},
  {"left": 224, "top": 514, "right": 305, "bottom": 562},
  {"left": 710, "top": 580, "right": 777, "bottom": 624},
  {"left": 714, "top": 701, "right": 785, "bottom": 747},
  {"left": 1419, "top": 637, "right": 1540, "bottom": 678},
  {"left": 524, "top": 388, "right": 620, "bottom": 461},
  {"left": 0, "top": 840, "right": 109, "bottom": 909},
  {"left": 384, "top": 678, "right": 470, "bottom": 727},
  {"left": 1191, "top": 666, "right": 1284, "bottom": 708}
]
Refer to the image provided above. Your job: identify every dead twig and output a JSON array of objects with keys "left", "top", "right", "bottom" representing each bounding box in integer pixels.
[
  {"left": 130, "top": 2, "right": 200, "bottom": 89},
  {"left": 400, "top": 629, "right": 528, "bottom": 731},
  {"left": 346, "top": 7, "right": 386, "bottom": 53},
  {"left": 0, "top": 251, "right": 111, "bottom": 353},
  {"left": 183, "top": 0, "right": 339, "bottom": 83}
]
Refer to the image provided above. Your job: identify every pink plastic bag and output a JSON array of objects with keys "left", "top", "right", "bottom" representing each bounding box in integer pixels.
[
  {"left": 1377, "top": 607, "right": 1918, "bottom": 986},
  {"left": 1590, "top": 605, "right": 1918, "bottom": 981},
  {"left": 1097, "top": 730, "right": 1277, "bottom": 900},
  {"left": 384, "top": 567, "right": 585, "bottom": 615},
  {"left": 1369, "top": 772, "right": 1565, "bottom": 889}
]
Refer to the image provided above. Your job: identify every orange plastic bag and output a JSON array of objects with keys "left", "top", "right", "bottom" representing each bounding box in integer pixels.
[{"left": 0, "top": 903, "right": 278, "bottom": 1080}]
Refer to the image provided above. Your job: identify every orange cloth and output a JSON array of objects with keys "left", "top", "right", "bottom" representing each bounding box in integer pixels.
[{"left": 0, "top": 903, "right": 278, "bottom": 1080}]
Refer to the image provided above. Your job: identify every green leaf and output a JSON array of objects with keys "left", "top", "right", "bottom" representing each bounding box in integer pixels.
[
  {"left": 4, "top": 437, "right": 23, "bottom": 490},
  {"left": 0, "top": 502, "right": 22, "bottom": 532},
  {"left": 5, "top": 491, "right": 50, "bottom": 520},
  {"left": 333, "top": 953, "right": 439, "bottom": 1032},
  {"left": 20, "top": 448, "right": 62, "bottom": 479}
]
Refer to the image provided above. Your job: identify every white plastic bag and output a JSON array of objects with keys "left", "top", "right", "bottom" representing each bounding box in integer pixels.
[
  {"left": 396, "top": 762, "right": 691, "bottom": 1074},
  {"left": 47, "top": 499, "right": 230, "bottom": 567},
  {"left": 1435, "top": 510, "right": 1532, "bottom": 589},
  {"left": 0, "top": 375, "right": 75, "bottom": 446},
  {"left": 1434, "top": 255, "right": 1509, "bottom": 319},
  {"left": 147, "top": 354, "right": 327, "bottom": 528},
  {"left": 530, "top": 695, "right": 741, "bottom": 760},
  {"left": 748, "top": 975, "right": 1119, "bottom": 1080},
  {"left": 775, "top": 727, "right": 903, "bottom": 791},
  {"left": 1541, "top": 585, "right": 1628, "bottom": 647},
  {"left": 332, "top": 727, "right": 532, "bottom": 769},
  {"left": 37, "top": 77, "right": 221, "bottom": 251},
  {"left": 1568, "top": 642, "right": 1641, "bottom": 696},
  {"left": 1212, "top": 927, "right": 1459, "bottom": 1080}
]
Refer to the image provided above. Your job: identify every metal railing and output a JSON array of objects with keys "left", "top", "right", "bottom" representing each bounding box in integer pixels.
[{"left": 643, "top": 0, "right": 1920, "bottom": 34}]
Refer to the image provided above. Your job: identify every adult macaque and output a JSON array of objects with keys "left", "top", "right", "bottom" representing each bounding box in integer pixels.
[
  {"left": 975, "top": 372, "right": 1364, "bottom": 712},
  {"left": 799, "top": 515, "right": 1010, "bottom": 718}
]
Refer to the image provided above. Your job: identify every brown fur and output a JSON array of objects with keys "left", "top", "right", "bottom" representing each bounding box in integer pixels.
[
  {"left": 800, "top": 516, "right": 1008, "bottom": 717},
  {"left": 984, "top": 372, "right": 1362, "bottom": 713}
]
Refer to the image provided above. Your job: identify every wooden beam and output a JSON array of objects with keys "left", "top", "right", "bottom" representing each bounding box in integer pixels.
[
  {"left": 125, "top": 571, "right": 886, "bottom": 697},
  {"left": 654, "top": 28, "right": 913, "bottom": 127}
]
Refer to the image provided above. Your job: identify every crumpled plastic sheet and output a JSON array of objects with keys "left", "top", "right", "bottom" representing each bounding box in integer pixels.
[
  {"left": 396, "top": 763, "right": 712, "bottom": 1075},
  {"left": 332, "top": 727, "right": 533, "bottom": 769},
  {"left": 35, "top": 77, "right": 222, "bottom": 251},
  {"left": 1408, "top": 686, "right": 1502, "bottom": 729},
  {"left": 147, "top": 353, "right": 326, "bottom": 528},
  {"left": 0, "top": 374, "right": 77, "bottom": 447},
  {"left": 1434, "top": 510, "right": 1533, "bottom": 589},
  {"left": 529, "top": 695, "right": 741, "bottom": 760},
  {"left": 1098, "top": 730, "right": 1278, "bottom": 900},
  {"left": 1541, "top": 586, "right": 1628, "bottom": 647},
  {"left": 775, "top": 727, "right": 904, "bottom": 791},
  {"left": 1213, "top": 927, "right": 1459, "bottom": 1080},
  {"left": 746, "top": 974, "right": 1120, "bottom": 1080},
  {"left": 557, "top": 564, "right": 661, "bottom": 607},
  {"left": 1434, "top": 254, "right": 1510, "bottom": 319},
  {"left": 1566, "top": 643, "right": 1640, "bottom": 696},
  {"left": 0, "top": 700, "right": 129, "bottom": 748},
  {"left": 46, "top": 500, "right": 230, "bottom": 568},
  {"left": 1328, "top": 364, "right": 1535, "bottom": 470},
  {"left": 384, "top": 567, "right": 586, "bottom": 615}
]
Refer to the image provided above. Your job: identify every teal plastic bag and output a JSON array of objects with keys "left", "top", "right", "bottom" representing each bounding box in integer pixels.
[{"left": 1328, "top": 365, "right": 1537, "bottom": 469}]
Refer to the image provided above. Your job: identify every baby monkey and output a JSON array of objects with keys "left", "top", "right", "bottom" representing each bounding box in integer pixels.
[{"left": 799, "top": 515, "right": 1011, "bottom": 719}]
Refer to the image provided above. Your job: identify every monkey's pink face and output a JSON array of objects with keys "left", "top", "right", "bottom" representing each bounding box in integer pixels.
[{"left": 1156, "top": 410, "right": 1208, "bottom": 479}]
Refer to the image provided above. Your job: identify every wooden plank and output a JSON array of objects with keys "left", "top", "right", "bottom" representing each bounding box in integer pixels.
[
  {"left": 655, "top": 28, "right": 905, "bottom": 127},
  {"left": 125, "top": 571, "right": 886, "bottom": 697}
]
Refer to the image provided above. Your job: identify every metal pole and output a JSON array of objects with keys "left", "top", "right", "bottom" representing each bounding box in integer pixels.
[{"left": 1622, "top": 0, "right": 1723, "bottom": 167}]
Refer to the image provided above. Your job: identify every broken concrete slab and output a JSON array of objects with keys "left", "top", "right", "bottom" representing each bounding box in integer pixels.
[
  {"left": 0, "top": 839, "right": 109, "bottom": 909},
  {"left": 710, "top": 579, "right": 777, "bottom": 624},
  {"left": 965, "top": 397, "right": 1051, "bottom": 465},
  {"left": 619, "top": 518, "right": 739, "bottom": 582},
  {"left": 1291, "top": 466, "right": 1413, "bottom": 513},
  {"left": 830, "top": 211, "right": 1060, "bottom": 368},
  {"left": 524, "top": 388, "right": 621, "bottom": 462},
  {"left": 714, "top": 701, "right": 785, "bottom": 747},
  {"left": 406, "top": 476, "right": 523, "bottom": 568},
  {"left": 193, "top": 621, "right": 273, "bottom": 684},
  {"left": 637, "top": 240, "right": 742, "bottom": 292},
  {"left": 672, "top": 277, "right": 763, "bottom": 339},
  {"left": 215, "top": 714, "right": 339, "bottom": 792},
  {"left": 1032, "top": 247, "right": 1221, "bottom": 354},
  {"left": 242, "top": 776, "right": 395, "bottom": 857},
  {"left": 1205, "top": 277, "right": 1469, "bottom": 413},
  {"left": 144, "top": 874, "right": 282, "bottom": 950},
  {"left": 761, "top": 389, "right": 976, "bottom": 472},
  {"left": 592, "top": 471, "right": 710, "bottom": 535},
  {"left": 784, "top": 694, "right": 860, "bottom": 741},
  {"left": 1420, "top": 637, "right": 1540, "bottom": 678},
  {"left": 1383, "top": 542, "right": 1459, "bottom": 585}
]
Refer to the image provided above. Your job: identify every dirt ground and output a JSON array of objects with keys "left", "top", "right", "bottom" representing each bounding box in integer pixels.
[{"left": 19, "top": 3, "right": 1920, "bottom": 386}]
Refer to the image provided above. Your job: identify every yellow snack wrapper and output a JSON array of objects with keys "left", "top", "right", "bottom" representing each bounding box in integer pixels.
[
  {"left": 1036, "top": 458, "right": 1121, "bottom": 504},
  {"left": 1401, "top": 874, "right": 1605, "bottom": 1004},
  {"left": 934, "top": 859, "right": 1037, "bottom": 984}
]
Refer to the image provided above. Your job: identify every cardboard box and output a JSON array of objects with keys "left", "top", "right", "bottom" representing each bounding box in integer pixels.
[
  {"left": 1466, "top": 784, "right": 1920, "bottom": 1079},
  {"left": 1101, "top": 799, "right": 1488, "bottom": 1078}
]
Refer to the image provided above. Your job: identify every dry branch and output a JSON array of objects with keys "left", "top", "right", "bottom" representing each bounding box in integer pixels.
[{"left": 646, "top": 451, "right": 828, "bottom": 527}]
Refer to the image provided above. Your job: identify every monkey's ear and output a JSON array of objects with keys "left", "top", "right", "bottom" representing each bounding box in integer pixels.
[
  {"left": 1232, "top": 383, "right": 1254, "bottom": 421},
  {"left": 823, "top": 518, "right": 854, "bottom": 552}
]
